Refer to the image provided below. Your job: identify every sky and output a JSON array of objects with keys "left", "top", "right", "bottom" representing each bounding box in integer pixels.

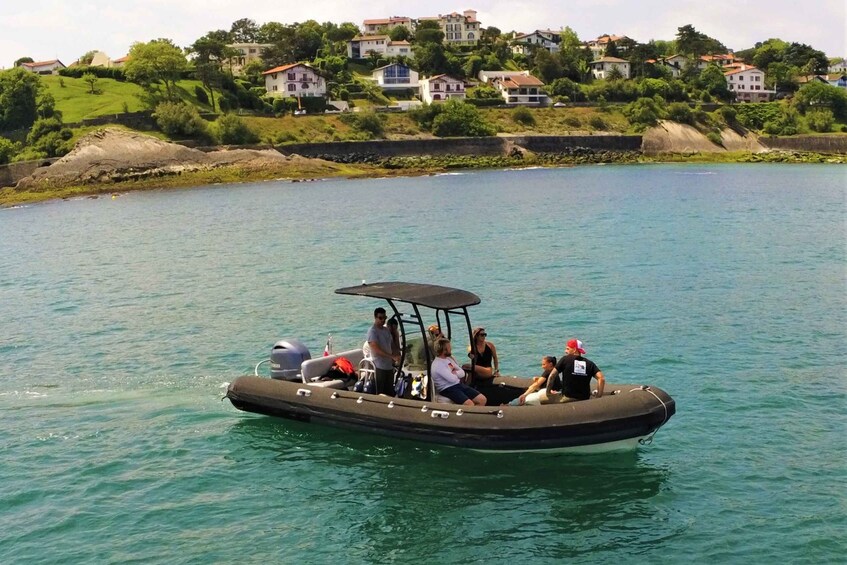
[{"left": 2, "top": 0, "right": 845, "bottom": 68}]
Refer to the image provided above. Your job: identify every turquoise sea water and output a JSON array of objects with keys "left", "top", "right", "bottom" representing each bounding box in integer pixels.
[{"left": 1, "top": 164, "right": 845, "bottom": 563}]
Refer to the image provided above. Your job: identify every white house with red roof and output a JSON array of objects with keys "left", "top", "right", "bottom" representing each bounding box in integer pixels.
[
  {"left": 494, "top": 74, "right": 547, "bottom": 105},
  {"left": 347, "top": 36, "right": 412, "bottom": 59},
  {"left": 585, "top": 35, "right": 631, "bottom": 59},
  {"left": 263, "top": 63, "right": 326, "bottom": 98},
  {"left": 19, "top": 59, "right": 65, "bottom": 74},
  {"left": 724, "top": 65, "right": 771, "bottom": 102},
  {"left": 362, "top": 16, "right": 415, "bottom": 35},
  {"left": 589, "top": 57, "right": 631, "bottom": 79},
  {"left": 420, "top": 74, "right": 466, "bottom": 103}
]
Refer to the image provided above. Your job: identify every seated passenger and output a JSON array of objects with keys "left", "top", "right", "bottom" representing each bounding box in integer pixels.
[
  {"left": 431, "top": 337, "right": 486, "bottom": 406},
  {"left": 466, "top": 327, "right": 499, "bottom": 379},
  {"left": 546, "top": 339, "right": 605, "bottom": 402},
  {"left": 509, "top": 355, "right": 557, "bottom": 406}
]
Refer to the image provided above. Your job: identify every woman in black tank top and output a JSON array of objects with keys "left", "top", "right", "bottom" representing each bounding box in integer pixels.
[{"left": 469, "top": 327, "right": 499, "bottom": 379}]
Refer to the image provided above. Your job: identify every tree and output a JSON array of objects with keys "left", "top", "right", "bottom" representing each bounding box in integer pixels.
[
  {"left": 229, "top": 18, "right": 258, "bottom": 43},
  {"left": 124, "top": 39, "right": 188, "bottom": 100},
  {"left": 413, "top": 42, "right": 448, "bottom": 75},
  {"left": 188, "top": 32, "right": 234, "bottom": 111},
  {"left": 82, "top": 72, "right": 98, "bottom": 94},
  {"left": 0, "top": 136, "right": 17, "bottom": 164},
  {"left": 388, "top": 26, "right": 411, "bottom": 42},
  {"left": 793, "top": 82, "right": 847, "bottom": 119},
  {"left": 0, "top": 67, "right": 43, "bottom": 130},
  {"left": 676, "top": 24, "right": 726, "bottom": 57},
  {"left": 78, "top": 50, "right": 98, "bottom": 65},
  {"left": 697, "top": 65, "right": 731, "bottom": 101},
  {"left": 534, "top": 49, "right": 563, "bottom": 83},
  {"left": 415, "top": 20, "right": 445, "bottom": 45},
  {"left": 13, "top": 57, "right": 33, "bottom": 67}
]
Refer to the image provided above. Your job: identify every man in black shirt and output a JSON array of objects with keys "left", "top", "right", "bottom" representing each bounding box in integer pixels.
[{"left": 546, "top": 339, "right": 605, "bottom": 402}]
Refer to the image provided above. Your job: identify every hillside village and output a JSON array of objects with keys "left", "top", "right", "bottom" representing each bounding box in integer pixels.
[
  {"left": 2, "top": 7, "right": 847, "bottom": 168},
  {"left": 15, "top": 8, "right": 847, "bottom": 106}
]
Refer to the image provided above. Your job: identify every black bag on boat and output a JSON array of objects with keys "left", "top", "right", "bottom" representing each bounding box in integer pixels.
[{"left": 394, "top": 372, "right": 411, "bottom": 398}]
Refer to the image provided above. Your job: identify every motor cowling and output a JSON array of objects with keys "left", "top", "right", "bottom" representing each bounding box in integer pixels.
[{"left": 270, "top": 339, "right": 311, "bottom": 380}]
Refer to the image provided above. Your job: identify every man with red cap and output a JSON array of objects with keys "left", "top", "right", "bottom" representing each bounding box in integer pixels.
[{"left": 545, "top": 338, "right": 605, "bottom": 402}]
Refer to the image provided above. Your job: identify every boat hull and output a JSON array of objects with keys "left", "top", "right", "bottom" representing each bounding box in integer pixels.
[{"left": 225, "top": 376, "right": 675, "bottom": 452}]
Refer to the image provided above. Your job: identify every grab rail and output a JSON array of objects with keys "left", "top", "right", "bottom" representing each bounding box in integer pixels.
[{"left": 254, "top": 358, "right": 270, "bottom": 376}]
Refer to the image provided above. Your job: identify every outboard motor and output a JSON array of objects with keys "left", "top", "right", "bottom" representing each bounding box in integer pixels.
[{"left": 270, "top": 339, "right": 311, "bottom": 380}]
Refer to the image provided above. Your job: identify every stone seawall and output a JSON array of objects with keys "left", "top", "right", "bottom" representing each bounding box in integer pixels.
[
  {"left": 760, "top": 135, "right": 847, "bottom": 154},
  {"left": 0, "top": 159, "right": 59, "bottom": 188},
  {"left": 278, "top": 135, "right": 643, "bottom": 159}
]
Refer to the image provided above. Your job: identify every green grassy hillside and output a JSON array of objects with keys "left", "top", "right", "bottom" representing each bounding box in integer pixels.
[{"left": 42, "top": 76, "right": 213, "bottom": 123}]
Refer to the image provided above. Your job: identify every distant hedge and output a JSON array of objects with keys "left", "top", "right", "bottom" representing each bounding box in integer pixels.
[{"left": 59, "top": 66, "right": 126, "bottom": 81}]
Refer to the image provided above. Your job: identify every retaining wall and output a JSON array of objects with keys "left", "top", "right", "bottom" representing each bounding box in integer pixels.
[
  {"left": 760, "top": 135, "right": 847, "bottom": 154},
  {"left": 0, "top": 159, "right": 59, "bottom": 188},
  {"left": 278, "top": 135, "right": 642, "bottom": 158}
]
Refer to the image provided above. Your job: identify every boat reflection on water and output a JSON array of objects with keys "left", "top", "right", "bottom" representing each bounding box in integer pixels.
[{"left": 227, "top": 416, "right": 677, "bottom": 560}]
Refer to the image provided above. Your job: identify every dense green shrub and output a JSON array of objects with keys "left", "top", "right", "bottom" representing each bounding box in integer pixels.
[
  {"left": 512, "top": 106, "right": 536, "bottom": 126},
  {"left": 806, "top": 109, "right": 834, "bottom": 132},
  {"left": 409, "top": 103, "right": 443, "bottom": 130},
  {"left": 214, "top": 113, "right": 259, "bottom": 145},
  {"left": 623, "top": 97, "right": 666, "bottom": 129},
  {"left": 706, "top": 131, "right": 723, "bottom": 146},
  {"left": 588, "top": 116, "right": 608, "bottom": 130},
  {"left": 431, "top": 100, "right": 496, "bottom": 137},
  {"left": 719, "top": 105, "right": 737, "bottom": 123},
  {"left": 0, "top": 136, "right": 17, "bottom": 164},
  {"left": 735, "top": 103, "right": 782, "bottom": 130},
  {"left": 194, "top": 85, "right": 209, "bottom": 105},
  {"left": 341, "top": 111, "right": 385, "bottom": 138},
  {"left": 666, "top": 102, "right": 694, "bottom": 125},
  {"left": 58, "top": 65, "right": 125, "bottom": 81},
  {"left": 563, "top": 116, "right": 581, "bottom": 127},
  {"left": 470, "top": 85, "right": 501, "bottom": 99},
  {"left": 152, "top": 101, "right": 208, "bottom": 137}
]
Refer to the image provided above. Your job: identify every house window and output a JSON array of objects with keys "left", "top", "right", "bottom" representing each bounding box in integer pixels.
[
  {"left": 288, "top": 84, "right": 296, "bottom": 91},
  {"left": 468, "top": 32, "right": 475, "bottom": 40},
  {"left": 288, "top": 73, "right": 296, "bottom": 80},
  {"left": 739, "top": 76, "right": 744, "bottom": 80}
]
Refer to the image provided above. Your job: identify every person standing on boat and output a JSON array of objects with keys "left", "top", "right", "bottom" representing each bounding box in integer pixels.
[
  {"left": 432, "top": 337, "right": 486, "bottom": 406},
  {"left": 367, "top": 307, "right": 400, "bottom": 395},
  {"left": 546, "top": 339, "right": 605, "bottom": 402}
]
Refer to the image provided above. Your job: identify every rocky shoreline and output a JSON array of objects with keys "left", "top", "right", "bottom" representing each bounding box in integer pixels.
[{"left": 1, "top": 125, "right": 844, "bottom": 207}]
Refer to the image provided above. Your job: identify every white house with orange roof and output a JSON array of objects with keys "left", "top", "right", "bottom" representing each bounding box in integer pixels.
[
  {"left": 724, "top": 65, "right": 771, "bottom": 102},
  {"left": 589, "top": 57, "right": 631, "bottom": 79},
  {"left": 362, "top": 16, "right": 415, "bottom": 35},
  {"left": 263, "top": 63, "right": 326, "bottom": 98},
  {"left": 347, "top": 36, "right": 412, "bottom": 59},
  {"left": 19, "top": 59, "right": 65, "bottom": 74},
  {"left": 494, "top": 74, "right": 547, "bottom": 105},
  {"left": 585, "top": 35, "right": 631, "bottom": 59},
  {"left": 420, "top": 74, "right": 466, "bottom": 103}
]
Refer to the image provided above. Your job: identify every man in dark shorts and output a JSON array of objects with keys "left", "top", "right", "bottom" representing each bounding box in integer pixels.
[
  {"left": 546, "top": 339, "right": 605, "bottom": 402},
  {"left": 431, "top": 337, "right": 486, "bottom": 406}
]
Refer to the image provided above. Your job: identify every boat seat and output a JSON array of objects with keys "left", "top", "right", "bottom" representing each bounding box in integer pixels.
[
  {"left": 301, "top": 349, "right": 365, "bottom": 388},
  {"left": 435, "top": 393, "right": 455, "bottom": 404}
]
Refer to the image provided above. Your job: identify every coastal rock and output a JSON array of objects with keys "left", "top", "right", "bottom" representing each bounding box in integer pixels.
[
  {"left": 15, "top": 128, "right": 336, "bottom": 189},
  {"left": 642, "top": 120, "right": 766, "bottom": 154}
]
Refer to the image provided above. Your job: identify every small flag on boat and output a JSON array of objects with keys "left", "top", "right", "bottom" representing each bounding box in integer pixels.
[{"left": 323, "top": 334, "right": 332, "bottom": 356}]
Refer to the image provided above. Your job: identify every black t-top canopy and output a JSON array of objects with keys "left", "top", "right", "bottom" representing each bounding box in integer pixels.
[{"left": 335, "top": 282, "right": 481, "bottom": 310}]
